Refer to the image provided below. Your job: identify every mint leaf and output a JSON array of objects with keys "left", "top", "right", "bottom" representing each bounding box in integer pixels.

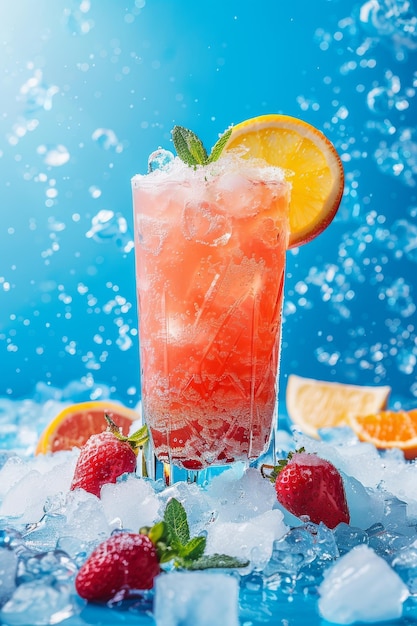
[
  {"left": 207, "top": 127, "right": 232, "bottom": 163},
  {"left": 181, "top": 553, "right": 250, "bottom": 571},
  {"left": 179, "top": 536, "right": 206, "bottom": 561},
  {"left": 172, "top": 126, "right": 207, "bottom": 166},
  {"left": 164, "top": 498, "right": 190, "bottom": 545},
  {"left": 171, "top": 125, "right": 231, "bottom": 166}
]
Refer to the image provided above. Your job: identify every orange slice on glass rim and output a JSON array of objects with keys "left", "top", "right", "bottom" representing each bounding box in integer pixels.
[
  {"left": 348, "top": 409, "right": 417, "bottom": 460},
  {"left": 35, "top": 400, "right": 141, "bottom": 454},
  {"left": 224, "top": 114, "right": 344, "bottom": 248},
  {"left": 286, "top": 374, "right": 391, "bottom": 439}
]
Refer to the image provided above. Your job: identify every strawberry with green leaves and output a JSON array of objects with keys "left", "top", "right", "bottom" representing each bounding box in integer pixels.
[
  {"left": 266, "top": 448, "right": 350, "bottom": 529},
  {"left": 75, "top": 498, "right": 248, "bottom": 603},
  {"left": 75, "top": 532, "right": 159, "bottom": 601},
  {"left": 70, "top": 415, "right": 148, "bottom": 497}
]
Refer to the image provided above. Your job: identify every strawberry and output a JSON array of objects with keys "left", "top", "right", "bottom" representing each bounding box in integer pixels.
[
  {"left": 70, "top": 415, "right": 148, "bottom": 497},
  {"left": 266, "top": 448, "right": 350, "bottom": 529},
  {"left": 75, "top": 532, "right": 160, "bottom": 602}
]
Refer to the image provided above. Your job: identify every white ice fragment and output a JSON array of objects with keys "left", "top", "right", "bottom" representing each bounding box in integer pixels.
[
  {"left": 206, "top": 509, "right": 287, "bottom": 562},
  {"left": 343, "top": 475, "right": 385, "bottom": 529},
  {"left": 206, "top": 467, "right": 277, "bottom": 522},
  {"left": 100, "top": 474, "right": 160, "bottom": 530},
  {"left": 62, "top": 490, "right": 110, "bottom": 543},
  {"left": 318, "top": 544, "right": 409, "bottom": 624},
  {"left": 382, "top": 461, "right": 417, "bottom": 521},
  {"left": 0, "top": 580, "right": 80, "bottom": 625},
  {"left": 159, "top": 481, "right": 216, "bottom": 536},
  {"left": 38, "top": 144, "right": 70, "bottom": 167},
  {"left": 153, "top": 571, "right": 239, "bottom": 626},
  {"left": 0, "top": 453, "right": 77, "bottom": 522}
]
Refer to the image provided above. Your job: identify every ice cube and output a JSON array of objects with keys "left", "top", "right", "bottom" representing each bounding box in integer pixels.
[
  {"left": 383, "top": 461, "right": 417, "bottom": 520},
  {"left": 0, "top": 580, "right": 83, "bottom": 625},
  {"left": 343, "top": 474, "right": 385, "bottom": 529},
  {"left": 100, "top": 474, "right": 160, "bottom": 531},
  {"left": 0, "top": 453, "right": 77, "bottom": 523},
  {"left": 182, "top": 200, "right": 232, "bottom": 246},
  {"left": 333, "top": 523, "right": 368, "bottom": 556},
  {"left": 60, "top": 490, "right": 110, "bottom": 544},
  {"left": 153, "top": 571, "right": 240, "bottom": 626},
  {"left": 206, "top": 467, "right": 277, "bottom": 522},
  {"left": 206, "top": 509, "right": 287, "bottom": 562},
  {"left": 159, "top": 480, "right": 217, "bottom": 536},
  {"left": 148, "top": 148, "right": 175, "bottom": 172},
  {"left": 318, "top": 544, "right": 409, "bottom": 624},
  {"left": 392, "top": 544, "right": 417, "bottom": 594}
]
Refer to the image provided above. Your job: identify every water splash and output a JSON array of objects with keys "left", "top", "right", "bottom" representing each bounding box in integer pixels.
[
  {"left": 91, "top": 128, "right": 123, "bottom": 153},
  {"left": 380, "top": 277, "right": 416, "bottom": 318},
  {"left": 37, "top": 145, "right": 71, "bottom": 167},
  {"left": 358, "top": 0, "right": 417, "bottom": 59},
  {"left": 86, "top": 210, "right": 134, "bottom": 253},
  {"left": 374, "top": 127, "right": 417, "bottom": 187},
  {"left": 366, "top": 71, "right": 403, "bottom": 114},
  {"left": 18, "top": 69, "right": 59, "bottom": 114}
]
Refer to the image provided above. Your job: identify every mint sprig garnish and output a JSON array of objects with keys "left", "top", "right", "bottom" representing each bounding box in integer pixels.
[
  {"left": 141, "top": 497, "right": 249, "bottom": 571},
  {"left": 172, "top": 125, "right": 232, "bottom": 167}
]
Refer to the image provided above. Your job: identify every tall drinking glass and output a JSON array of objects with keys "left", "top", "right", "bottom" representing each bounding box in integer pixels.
[{"left": 132, "top": 153, "right": 290, "bottom": 481}]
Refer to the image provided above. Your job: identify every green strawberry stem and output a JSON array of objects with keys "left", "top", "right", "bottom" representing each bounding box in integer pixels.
[
  {"left": 261, "top": 447, "right": 306, "bottom": 483},
  {"left": 104, "top": 413, "right": 149, "bottom": 452}
]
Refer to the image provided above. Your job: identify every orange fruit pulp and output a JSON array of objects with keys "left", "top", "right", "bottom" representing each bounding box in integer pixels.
[{"left": 349, "top": 409, "right": 417, "bottom": 460}]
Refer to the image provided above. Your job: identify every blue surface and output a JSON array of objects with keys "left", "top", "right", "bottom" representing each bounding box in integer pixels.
[{"left": 1, "top": 1, "right": 417, "bottom": 624}]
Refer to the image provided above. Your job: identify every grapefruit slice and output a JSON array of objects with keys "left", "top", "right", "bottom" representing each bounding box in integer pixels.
[{"left": 36, "top": 400, "right": 141, "bottom": 454}]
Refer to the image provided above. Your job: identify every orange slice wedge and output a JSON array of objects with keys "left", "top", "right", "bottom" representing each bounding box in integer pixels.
[
  {"left": 224, "top": 114, "right": 344, "bottom": 248},
  {"left": 286, "top": 374, "right": 391, "bottom": 438},
  {"left": 349, "top": 409, "right": 417, "bottom": 460},
  {"left": 36, "top": 400, "right": 141, "bottom": 454}
]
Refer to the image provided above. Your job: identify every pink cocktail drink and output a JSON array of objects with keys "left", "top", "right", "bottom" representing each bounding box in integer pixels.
[{"left": 132, "top": 155, "right": 290, "bottom": 470}]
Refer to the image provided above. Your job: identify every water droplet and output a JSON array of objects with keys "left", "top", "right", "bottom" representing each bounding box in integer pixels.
[
  {"left": 367, "top": 86, "right": 395, "bottom": 114},
  {"left": 37, "top": 145, "right": 70, "bottom": 167},
  {"left": 88, "top": 186, "right": 102, "bottom": 199},
  {"left": 391, "top": 219, "right": 417, "bottom": 262},
  {"left": 91, "top": 128, "right": 122, "bottom": 152},
  {"left": 19, "top": 69, "right": 59, "bottom": 113},
  {"left": 86, "top": 210, "right": 133, "bottom": 253}
]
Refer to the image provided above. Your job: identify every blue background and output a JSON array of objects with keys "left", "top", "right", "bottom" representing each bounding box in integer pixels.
[{"left": 1, "top": 0, "right": 416, "bottom": 408}]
